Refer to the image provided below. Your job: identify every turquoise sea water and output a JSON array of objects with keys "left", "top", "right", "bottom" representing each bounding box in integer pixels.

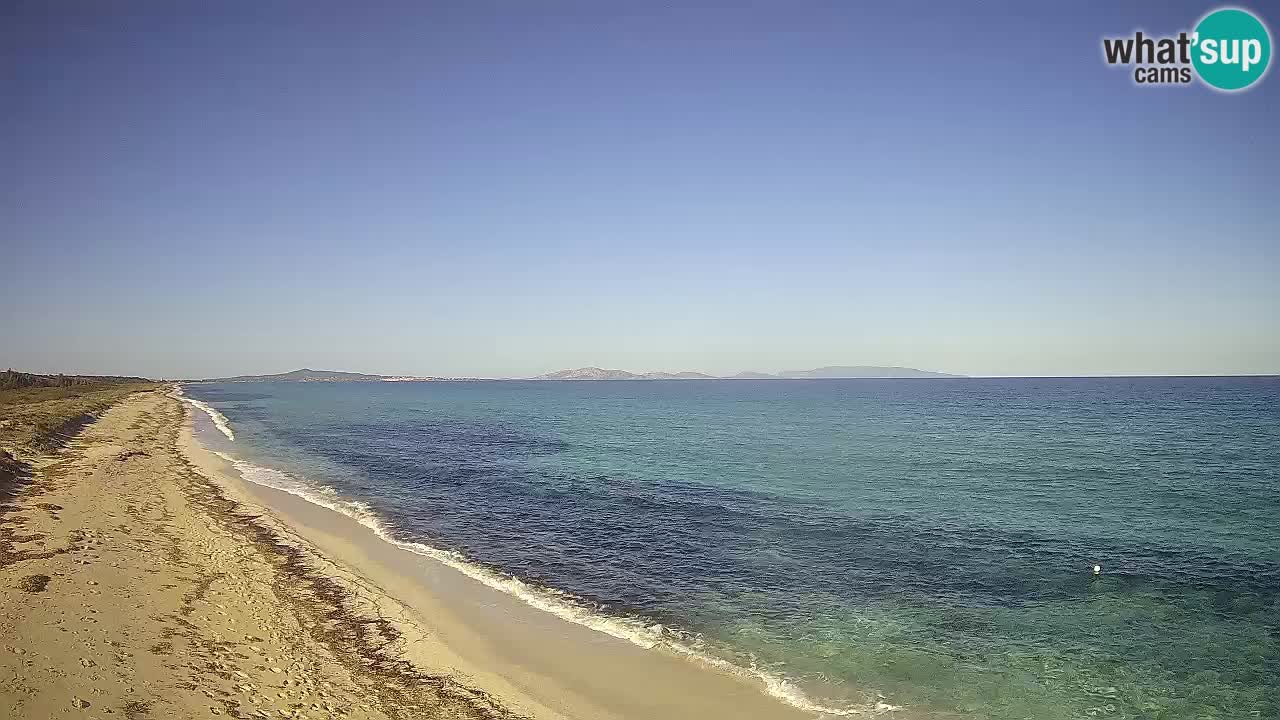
[{"left": 183, "top": 378, "right": 1280, "bottom": 718}]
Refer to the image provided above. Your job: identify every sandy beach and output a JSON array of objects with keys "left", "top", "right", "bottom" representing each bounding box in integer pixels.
[
  {"left": 1, "top": 388, "right": 513, "bottom": 719},
  {"left": 1, "top": 388, "right": 814, "bottom": 720}
]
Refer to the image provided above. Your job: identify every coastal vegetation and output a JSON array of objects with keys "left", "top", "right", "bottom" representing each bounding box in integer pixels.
[
  {"left": 1, "top": 369, "right": 150, "bottom": 391},
  {"left": 0, "top": 371, "right": 159, "bottom": 469}
]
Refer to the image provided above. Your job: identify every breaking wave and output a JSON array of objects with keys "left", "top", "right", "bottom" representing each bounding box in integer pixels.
[
  {"left": 174, "top": 386, "right": 235, "bottom": 441},
  {"left": 205, "top": 447, "right": 885, "bottom": 717}
]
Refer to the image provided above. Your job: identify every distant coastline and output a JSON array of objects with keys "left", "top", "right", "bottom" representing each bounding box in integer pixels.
[
  {"left": 143, "top": 367, "right": 1280, "bottom": 384},
  {"left": 191, "top": 365, "right": 965, "bottom": 383},
  {"left": 189, "top": 368, "right": 486, "bottom": 383},
  {"left": 530, "top": 365, "right": 963, "bottom": 380}
]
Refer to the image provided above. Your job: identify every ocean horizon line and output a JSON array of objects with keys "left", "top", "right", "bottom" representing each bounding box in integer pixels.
[{"left": 174, "top": 372, "right": 1280, "bottom": 382}]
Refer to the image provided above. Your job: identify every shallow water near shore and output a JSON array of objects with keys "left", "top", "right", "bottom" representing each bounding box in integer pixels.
[{"left": 183, "top": 377, "right": 1280, "bottom": 718}]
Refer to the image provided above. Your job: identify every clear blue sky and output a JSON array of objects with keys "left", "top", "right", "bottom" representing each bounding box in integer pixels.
[{"left": 3, "top": 1, "right": 1276, "bottom": 378}]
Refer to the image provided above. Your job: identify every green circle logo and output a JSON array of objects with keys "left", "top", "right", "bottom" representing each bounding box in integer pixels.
[{"left": 1192, "top": 8, "right": 1272, "bottom": 91}]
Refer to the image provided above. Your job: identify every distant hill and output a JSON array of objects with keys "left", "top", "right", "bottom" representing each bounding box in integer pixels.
[
  {"left": 777, "top": 365, "right": 962, "bottom": 379},
  {"left": 532, "top": 366, "right": 962, "bottom": 380},
  {"left": 531, "top": 367, "right": 641, "bottom": 381},
  {"left": 196, "top": 366, "right": 962, "bottom": 383},
  {"left": 201, "top": 368, "right": 389, "bottom": 383},
  {"left": 639, "top": 371, "right": 718, "bottom": 380}
]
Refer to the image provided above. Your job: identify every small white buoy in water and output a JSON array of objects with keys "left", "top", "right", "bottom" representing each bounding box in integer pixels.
[{"left": 1093, "top": 565, "right": 1102, "bottom": 576}]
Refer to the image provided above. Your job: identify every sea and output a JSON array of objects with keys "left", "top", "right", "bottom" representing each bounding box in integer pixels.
[{"left": 180, "top": 377, "right": 1280, "bottom": 719}]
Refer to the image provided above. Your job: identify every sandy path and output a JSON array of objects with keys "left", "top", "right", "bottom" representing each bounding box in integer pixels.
[{"left": 0, "top": 389, "right": 510, "bottom": 720}]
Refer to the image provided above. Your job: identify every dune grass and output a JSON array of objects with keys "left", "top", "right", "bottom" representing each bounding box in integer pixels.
[{"left": 0, "top": 381, "right": 162, "bottom": 468}]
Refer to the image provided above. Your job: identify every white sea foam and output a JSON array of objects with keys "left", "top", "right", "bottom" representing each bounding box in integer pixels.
[
  {"left": 174, "top": 386, "right": 235, "bottom": 441},
  {"left": 207, "top": 444, "right": 891, "bottom": 717}
]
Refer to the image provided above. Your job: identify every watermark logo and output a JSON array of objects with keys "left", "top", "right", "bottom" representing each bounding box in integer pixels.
[{"left": 1102, "top": 6, "right": 1271, "bottom": 91}]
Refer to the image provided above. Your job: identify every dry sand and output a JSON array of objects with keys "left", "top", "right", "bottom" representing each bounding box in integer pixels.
[
  {"left": 1, "top": 389, "right": 511, "bottom": 719},
  {"left": 2, "top": 388, "right": 819, "bottom": 720}
]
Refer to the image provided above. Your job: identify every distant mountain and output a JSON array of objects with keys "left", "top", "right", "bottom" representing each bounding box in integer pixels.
[
  {"left": 777, "top": 365, "right": 961, "bottom": 379},
  {"left": 199, "top": 366, "right": 962, "bottom": 383},
  {"left": 203, "top": 368, "right": 391, "bottom": 383},
  {"left": 531, "top": 367, "right": 641, "bottom": 381},
  {"left": 639, "top": 371, "right": 718, "bottom": 380},
  {"left": 532, "top": 366, "right": 961, "bottom": 380}
]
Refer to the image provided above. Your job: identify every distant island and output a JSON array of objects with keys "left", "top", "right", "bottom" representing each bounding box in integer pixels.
[
  {"left": 206, "top": 369, "right": 389, "bottom": 382},
  {"left": 193, "top": 368, "right": 469, "bottom": 383},
  {"left": 191, "top": 366, "right": 963, "bottom": 383},
  {"left": 530, "top": 365, "right": 963, "bottom": 380}
]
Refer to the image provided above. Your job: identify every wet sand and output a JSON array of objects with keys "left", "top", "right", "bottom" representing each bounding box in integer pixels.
[
  {"left": 180, "top": 403, "right": 815, "bottom": 720},
  {"left": 0, "top": 388, "right": 509, "bottom": 719},
  {"left": 2, "top": 387, "right": 815, "bottom": 719}
]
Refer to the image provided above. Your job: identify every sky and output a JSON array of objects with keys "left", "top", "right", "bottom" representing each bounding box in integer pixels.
[{"left": 2, "top": 1, "right": 1277, "bottom": 379}]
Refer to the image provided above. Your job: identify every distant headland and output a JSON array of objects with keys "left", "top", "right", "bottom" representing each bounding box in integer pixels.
[
  {"left": 191, "top": 368, "right": 478, "bottom": 383},
  {"left": 191, "top": 366, "right": 963, "bottom": 383}
]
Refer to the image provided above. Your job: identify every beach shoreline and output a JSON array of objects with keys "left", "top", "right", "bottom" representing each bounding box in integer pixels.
[
  {"left": 0, "top": 388, "right": 515, "bottom": 719},
  {"left": 2, "top": 386, "right": 835, "bottom": 720},
  {"left": 177, "top": 390, "right": 831, "bottom": 720}
]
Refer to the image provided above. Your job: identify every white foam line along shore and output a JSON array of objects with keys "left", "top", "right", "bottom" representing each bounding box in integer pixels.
[
  {"left": 182, "top": 388, "right": 893, "bottom": 717},
  {"left": 174, "top": 386, "right": 236, "bottom": 441}
]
